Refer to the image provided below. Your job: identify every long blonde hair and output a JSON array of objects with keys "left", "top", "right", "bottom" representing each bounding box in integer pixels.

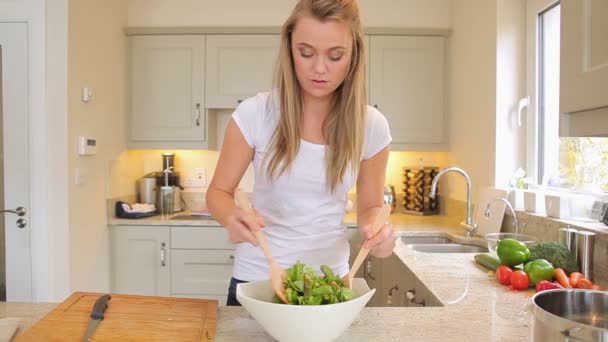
[{"left": 266, "top": 0, "right": 367, "bottom": 193}]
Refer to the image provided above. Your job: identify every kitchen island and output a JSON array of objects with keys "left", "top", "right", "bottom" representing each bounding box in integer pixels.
[{"left": 7, "top": 214, "right": 533, "bottom": 341}]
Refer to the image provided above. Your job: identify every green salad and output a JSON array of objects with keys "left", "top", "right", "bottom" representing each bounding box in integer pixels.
[{"left": 277, "top": 261, "right": 354, "bottom": 305}]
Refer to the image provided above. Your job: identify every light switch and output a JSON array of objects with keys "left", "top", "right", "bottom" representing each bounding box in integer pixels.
[{"left": 81, "top": 87, "right": 93, "bottom": 102}]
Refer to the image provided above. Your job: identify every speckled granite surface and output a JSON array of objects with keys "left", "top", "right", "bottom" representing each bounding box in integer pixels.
[
  {"left": 102, "top": 205, "right": 608, "bottom": 340},
  {"left": 0, "top": 302, "right": 56, "bottom": 337},
  {"left": 214, "top": 227, "right": 533, "bottom": 341},
  {"left": 6, "top": 232, "right": 533, "bottom": 341},
  {"left": 109, "top": 214, "right": 536, "bottom": 341}
]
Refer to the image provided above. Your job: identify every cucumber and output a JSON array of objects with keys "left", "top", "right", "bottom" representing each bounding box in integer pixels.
[{"left": 475, "top": 254, "right": 501, "bottom": 271}]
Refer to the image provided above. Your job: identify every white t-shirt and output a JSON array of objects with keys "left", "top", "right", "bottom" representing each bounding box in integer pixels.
[{"left": 231, "top": 91, "right": 392, "bottom": 281}]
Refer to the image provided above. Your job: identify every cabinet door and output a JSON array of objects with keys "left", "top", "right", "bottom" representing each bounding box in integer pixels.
[
  {"left": 205, "top": 35, "right": 280, "bottom": 108},
  {"left": 369, "top": 36, "right": 446, "bottom": 151},
  {"left": 129, "top": 35, "right": 206, "bottom": 143},
  {"left": 110, "top": 226, "right": 170, "bottom": 296},
  {"left": 171, "top": 249, "right": 235, "bottom": 305},
  {"left": 559, "top": 0, "right": 608, "bottom": 136}
]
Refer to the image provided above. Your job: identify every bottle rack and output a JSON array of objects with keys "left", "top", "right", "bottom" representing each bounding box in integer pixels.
[{"left": 402, "top": 167, "right": 439, "bottom": 216}]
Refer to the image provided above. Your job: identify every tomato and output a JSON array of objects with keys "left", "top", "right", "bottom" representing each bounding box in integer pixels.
[
  {"left": 510, "top": 270, "right": 530, "bottom": 291},
  {"left": 496, "top": 266, "right": 513, "bottom": 286}
]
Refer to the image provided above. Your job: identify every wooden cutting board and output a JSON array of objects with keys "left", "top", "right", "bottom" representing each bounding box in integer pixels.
[{"left": 15, "top": 292, "right": 218, "bottom": 342}]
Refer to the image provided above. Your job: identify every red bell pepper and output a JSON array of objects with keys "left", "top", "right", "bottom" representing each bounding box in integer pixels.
[{"left": 535, "top": 280, "right": 563, "bottom": 292}]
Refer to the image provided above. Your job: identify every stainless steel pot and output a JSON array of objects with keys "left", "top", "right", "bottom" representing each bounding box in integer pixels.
[{"left": 532, "top": 289, "right": 608, "bottom": 341}]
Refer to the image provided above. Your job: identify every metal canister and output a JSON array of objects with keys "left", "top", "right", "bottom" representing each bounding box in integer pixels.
[
  {"left": 575, "top": 230, "right": 596, "bottom": 281},
  {"left": 558, "top": 227, "right": 578, "bottom": 253}
]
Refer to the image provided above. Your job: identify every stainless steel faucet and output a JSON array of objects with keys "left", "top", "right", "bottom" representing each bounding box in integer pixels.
[
  {"left": 429, "top": 167, "right": 477, "bottom": 237},
  {"left": 485, "top": 197, "right": 520, "bottom": 235}
]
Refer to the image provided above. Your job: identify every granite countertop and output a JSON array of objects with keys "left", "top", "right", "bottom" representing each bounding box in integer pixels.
[
  {"left": 8, "top": 218, "right": 533, "bottom": 341},
  {"left": 215, "top": 223, "right": 532, "bottom": 341}
]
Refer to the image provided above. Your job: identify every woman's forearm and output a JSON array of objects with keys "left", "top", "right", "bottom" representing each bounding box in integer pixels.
[
  {"left": 356, "top": 205, "right": 383, "bottom": 233},
  {"left": 206, "top": 187, "right": 237, "bottom": 226}
]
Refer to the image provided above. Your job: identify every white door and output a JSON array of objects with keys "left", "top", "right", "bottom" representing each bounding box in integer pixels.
[{"left": 0, "top": 22, "right": 32, "bottom": 301}]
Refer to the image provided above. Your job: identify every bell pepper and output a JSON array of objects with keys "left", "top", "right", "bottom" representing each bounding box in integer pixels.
[
  {"left": 524, "top": 259, "right": 556, "bottom": 285},
  {"left": 496, "top": 238, "right": 531, "bottom": 266},
  {"left": 535, "top": 280, "right": 562, "bottom": 292}
]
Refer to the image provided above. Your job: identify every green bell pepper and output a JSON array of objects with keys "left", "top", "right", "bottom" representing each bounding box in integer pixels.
[
  {"left": 496, "top": 238, "right": 531, "bottom": 266},
  {"left": 524, "top": 259, "right": 555, "bottom": 285}
]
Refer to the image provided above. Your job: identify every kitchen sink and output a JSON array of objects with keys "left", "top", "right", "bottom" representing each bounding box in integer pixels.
[
  {"left": 399, "top": 236, "right": 453, "bottom": 244},
  {"left": 407, "top": 244, "right": 488, "bottom": 253}
]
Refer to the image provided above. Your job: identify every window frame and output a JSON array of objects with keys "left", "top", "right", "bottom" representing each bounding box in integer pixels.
[{"left": 526, "top": 0, "right": 561, "bottom": 186}]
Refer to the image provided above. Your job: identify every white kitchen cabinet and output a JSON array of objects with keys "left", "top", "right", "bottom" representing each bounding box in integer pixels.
[
  {"left": 170, "top": 226, "right": 235, "bottom": 305},
  {"left": 171, "top": 249, "right": 235, "bottom": 303},
  {"left": 205, "top": 35, "right": 280, "bottom": 108},
  {"left": 110, "top": 226, "right": 170, "bottom": 296},
  {"left": 369, "top": 36, "right": 446, "bottom": 151},
  {"left": 559, "top": 0, "right": 608, "bottom": 136},
  {"left": 128, "top": 35, "right": 208, "bottom": 148}
]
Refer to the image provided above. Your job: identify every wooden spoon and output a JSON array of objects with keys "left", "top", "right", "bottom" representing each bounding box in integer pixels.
[
  {"left": 343, "top": 204, "right": 392, "bottom": 289},
  {"left": 236, "top": 191, "right": 289, "bottom": 304}
]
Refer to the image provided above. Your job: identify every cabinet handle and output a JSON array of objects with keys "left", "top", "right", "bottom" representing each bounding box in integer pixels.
[
  {"left": 195, "top": 103, "right": 201, "bottom": 126},
  {"left": 237, "top": 99, "right": 243, "bottom": 104},
  {"left": 373, "top": 104, "right": 379, "bottom": 109},
  {"left": 229, "top": 254, "right": 235, "bottom": 263},
  {"left": 365, "top": 257, "right": 375, "bottom": 281},
  {"left": 160, "top": 242, "right": 166, "bottom": 267}
]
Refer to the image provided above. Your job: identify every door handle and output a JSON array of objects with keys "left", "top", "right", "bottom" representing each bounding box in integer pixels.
[
  {"left": 160, "top": 242, "right": 166, "bottom": 267},
  {"left": 195, "top": 103, "right": 201, "bottom": 126},
  {"left": 16, "top": 218, "right": 26, "bottom": 228},
  {"left": 0, "top": 207, "right": 26, "bottom": 216}
]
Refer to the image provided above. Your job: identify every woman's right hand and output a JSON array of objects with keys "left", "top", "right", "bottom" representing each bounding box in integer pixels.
[{"left": 225, "top": 207, "right": 266, "bottom": 245}]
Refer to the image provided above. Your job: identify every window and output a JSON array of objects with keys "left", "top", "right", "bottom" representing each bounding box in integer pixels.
[{"left": 532, "top": 1, "right": 608, "bottom": 193}]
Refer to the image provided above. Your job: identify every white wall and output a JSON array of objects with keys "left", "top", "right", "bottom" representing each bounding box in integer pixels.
[
  {"left": 68, "top": 0, "right": 128, "bottom": 294},
  {"left": 445, "top": 0, "right": 497, "bottom": 202},
  {"left": 0, "top": 0, "right": 71, "bottom": 302},
  {"left": 495, "top": 0, "right": 527, "bottom": 189},
  {"left": 127, "top": 0, "right": 452, "bottom": 28}
]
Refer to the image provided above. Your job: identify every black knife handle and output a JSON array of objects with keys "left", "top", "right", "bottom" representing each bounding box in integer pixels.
[{"left": 90, "top": 294, "right": 111, "bottom": 320}]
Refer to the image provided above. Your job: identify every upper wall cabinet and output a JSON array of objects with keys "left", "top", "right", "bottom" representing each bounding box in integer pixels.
[
  {"left": 560, "top": 0, "right": 608, "bottom": 137},
  {"left": 205, "top": 35, "right": 280, "bottom": 108},
  {"left": 129, "top": 35, "right": 208, "bottom": 148},
  {"left": 369, "top": 36, "right": 446, "bottom": 151}
]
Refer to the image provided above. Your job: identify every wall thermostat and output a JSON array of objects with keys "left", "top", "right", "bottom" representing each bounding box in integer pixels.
[{"left": 78, "top": 136, "right": 97, "bottom": 155}]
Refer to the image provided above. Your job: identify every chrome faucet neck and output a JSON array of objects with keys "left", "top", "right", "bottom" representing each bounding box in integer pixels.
[
  {"left": 430, "top": 167, "right": 477, "bottom": 237},
  {"left": 485, "top": 197, "right": 519, "bottom": 235}
]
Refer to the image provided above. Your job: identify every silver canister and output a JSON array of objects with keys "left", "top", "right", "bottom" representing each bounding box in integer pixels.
[
  {"left": 575, "top": 230, "right": 596, "bottom": 281},
  {"left": 558, "top": 227, "right": 578, "bottom": 253},
  {"left": 158, "top": 186, "right": 175, "bottom": 216}
]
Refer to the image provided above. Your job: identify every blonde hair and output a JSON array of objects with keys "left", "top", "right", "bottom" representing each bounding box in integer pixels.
[{"left": 266, "top": 0, "right": 367, "bottom": 193}]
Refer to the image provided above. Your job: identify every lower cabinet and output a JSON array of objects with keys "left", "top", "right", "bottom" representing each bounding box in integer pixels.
[
  {"left": 110, "top": 225, "right": 235, "bottom": 304},
  {"left": 367, "top": 254, "right": 441, "bottom": 307},
  {"left": 110, "top": 226, "right": 171, "bottom": 296},
  {"left": 111, "top": 225, "right": 363, "bottom": 305},
  {"left": 171, "top": 249, "right": 235, "bottom": 304}
]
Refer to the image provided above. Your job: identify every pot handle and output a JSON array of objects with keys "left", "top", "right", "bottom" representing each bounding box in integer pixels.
[{"left": 561, "top": 326, "right": 589, "bottom": 342}]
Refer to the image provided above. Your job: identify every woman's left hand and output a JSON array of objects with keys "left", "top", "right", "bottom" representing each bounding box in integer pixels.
[{"left": 360, "top": 223, "right": 397, "bottom": 258}]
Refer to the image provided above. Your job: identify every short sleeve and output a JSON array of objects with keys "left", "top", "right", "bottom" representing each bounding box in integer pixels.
[
  {"left": 362, "top": 106, "right": 392, "bottom": 160},
  {"left": 231, "top": 94, "right": 263, "bottom": 148}
]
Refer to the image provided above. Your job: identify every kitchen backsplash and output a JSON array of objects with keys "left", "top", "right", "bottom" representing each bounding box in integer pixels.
[{"left": 106, "top": 148, "right": 449, "bottom": 199}]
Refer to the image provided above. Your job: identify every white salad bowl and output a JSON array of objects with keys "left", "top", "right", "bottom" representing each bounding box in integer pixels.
[{"left": 236, "top": 278, "right": 375, "bottom": 342}]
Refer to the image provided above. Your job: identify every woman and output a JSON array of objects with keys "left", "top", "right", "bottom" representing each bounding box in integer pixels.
[{"left": 206, "top": 0, "right": 395, "bottom": 306}]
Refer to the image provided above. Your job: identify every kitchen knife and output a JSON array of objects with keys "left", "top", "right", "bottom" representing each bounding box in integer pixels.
[{"left": 82, "top": 294, "right": 111, "bottom": 342}]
